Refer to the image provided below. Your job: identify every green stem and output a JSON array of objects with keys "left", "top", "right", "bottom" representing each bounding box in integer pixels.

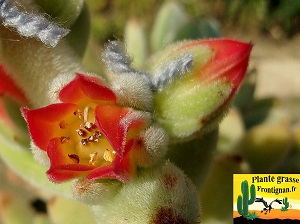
[{"left": 166, "top": 128, "right": 218, "bottom": 187}]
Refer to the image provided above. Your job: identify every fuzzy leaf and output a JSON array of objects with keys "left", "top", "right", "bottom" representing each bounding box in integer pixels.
[
  {"left": 0, "top": 25, "right": 82, "bottom": 107},
  {"left": 92, "top": 161, "right": 200, "bottom": 224},
  {"left": 65, "top": 3, "right": 90, "bottom": 58},
  {"left": 0, "top": 122, "right": 72, "bottom": 198},
  {"left": 150, "top": 1, "right": 188, "bottom": 52},
  {"left": 175, "top": 18, "right": 221, "bottom": 41},
  {"left": 124, "top": 18, "right": 147, "bottom": 68},
  {"left": 47, "top": 197, "right": 96, "bottom": 224},
  {"left": 35, "top": 0, "right": 85, "bottom": 27}
]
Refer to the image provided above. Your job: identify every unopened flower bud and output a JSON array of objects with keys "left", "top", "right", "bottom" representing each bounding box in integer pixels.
[{"left": 146, "top": 39, "right": 252, "bottom": 139}]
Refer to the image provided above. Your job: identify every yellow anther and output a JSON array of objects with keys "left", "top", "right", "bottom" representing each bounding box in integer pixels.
[
  {"left": 103, "top": 149, "right": 114, "bottom": 162},
  {"left": 89, "top": 152, "right": 99, "bottom": 165}
]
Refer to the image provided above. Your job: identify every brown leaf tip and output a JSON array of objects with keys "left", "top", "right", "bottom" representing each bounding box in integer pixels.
[
  {"left": 163, "top": 173, "right": 178, "bottom": 189},
  {"left": 151, "top": 207, "right": 188, "bottom": 224}
]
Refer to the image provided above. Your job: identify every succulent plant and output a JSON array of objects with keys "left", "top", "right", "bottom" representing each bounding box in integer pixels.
[{"left": 0, "top": 1, "right": 299, "bottom": 223}]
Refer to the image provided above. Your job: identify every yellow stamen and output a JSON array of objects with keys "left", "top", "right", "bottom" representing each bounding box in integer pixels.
[
  {"left": 65, "top": 104, "right": 115, "bottom": 166},
  {"left": 76, "top": 129, "right": 87, "bottom": 137},
  {"left": 83, "top": 106, "right": 90, "bottom": 123},
  {"left": 89, "top": 152, "right": 99, "bottom": 165},
  {"left": 74, "top": 109, "right": 83, "bottom": 119},
  {"left": 103, "top": 149, "right": 114, "bottom": 162},
  {"left": 60, "top": 136, "right": 70, "bottom": 144},
  {"left": 83, "top": 104, "right": 97, "bottom": 123}
]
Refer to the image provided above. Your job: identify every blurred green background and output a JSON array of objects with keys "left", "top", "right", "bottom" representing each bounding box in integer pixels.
[{"left": 86, "top": 0, "right": 300, "bottom": 43}]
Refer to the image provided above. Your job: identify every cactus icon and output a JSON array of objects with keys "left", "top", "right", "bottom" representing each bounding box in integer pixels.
[
  {"left": 281, "top": 197, "right": 289, "bottom": 212},
  {"left": 237, "top": 180, "right": 256, "bottom": 218}
]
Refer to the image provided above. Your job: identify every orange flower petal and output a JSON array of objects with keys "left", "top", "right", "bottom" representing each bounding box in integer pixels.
[
  {"left": 95, "top": 105, "right": 149, "bottom": 156},
  {"left": 59, "top": 73, "right": 117, "bottom": 106},
  {"left": 46, "top": 138, "right": 95, "bottom": 183},
  {"left": 22, "top": 103, "right": 78, "bottom": 150},
  {"left": 87, "top": 154, "right": 132, "bottom": 182},
  {"left": 47, "top": 164, "right": 94, "bottom": 183}
]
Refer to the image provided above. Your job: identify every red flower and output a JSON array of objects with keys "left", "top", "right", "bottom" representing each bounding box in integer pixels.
[
  {"left": 22, "top": 73, "right": 150, "bottom": 183},
  {"left": 0, "top": 65, "right": 28, "bottom": 127}
]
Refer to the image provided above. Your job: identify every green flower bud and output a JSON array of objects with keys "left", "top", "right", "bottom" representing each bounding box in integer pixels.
[{"left": 146, "top": 39, "right": 251, "bottom": 139}]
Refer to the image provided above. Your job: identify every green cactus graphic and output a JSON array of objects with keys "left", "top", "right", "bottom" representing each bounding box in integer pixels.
[
  {"left": 237, "top": 180, "right": 256, "bottom": 218},
  {"left": 281, "top": 197, "right": 289, "bottom": 212}
]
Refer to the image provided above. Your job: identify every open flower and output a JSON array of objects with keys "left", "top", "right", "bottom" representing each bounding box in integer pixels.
[{"left": 22, "top": 73, "right": 153, "bottom": 183}]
